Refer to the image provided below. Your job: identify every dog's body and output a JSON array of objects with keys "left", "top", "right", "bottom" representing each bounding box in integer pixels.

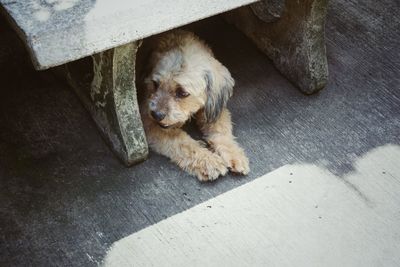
[{"left": 139, "top": 30, "right": 249, "bottom": 181}]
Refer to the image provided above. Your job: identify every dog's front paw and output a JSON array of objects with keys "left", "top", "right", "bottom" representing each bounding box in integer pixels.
[
  {"left": 217, "top": 145, "right": 250, "bottom": 175},
  {"left": 193, "top": 153, "right": 228, "bottom": 182},
  {"left": 228, "top": 152, "right": 250, "bottom": 175}
]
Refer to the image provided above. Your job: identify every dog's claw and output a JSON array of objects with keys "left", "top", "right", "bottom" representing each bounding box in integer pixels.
[
  {"left": 216, "top": 145, "right": 250, "bottom": 176},
  {"left": 229, "top": 155, "right": 250, "bottom": 175},
  {"left": 194, "top": 153, "right": 228, "bottom": 182}
]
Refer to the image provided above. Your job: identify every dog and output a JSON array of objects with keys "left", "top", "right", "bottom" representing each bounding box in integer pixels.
[{"left": 138, "top": 30, "right": 249, "bottom": 181}]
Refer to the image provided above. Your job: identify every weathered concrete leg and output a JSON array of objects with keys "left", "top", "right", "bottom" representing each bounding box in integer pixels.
[
  {"left": 61, "top": 42, "right": 148, "bottom": 166},
  {"left": 225, "top": 0, "right": 329, "bottom": 94}
]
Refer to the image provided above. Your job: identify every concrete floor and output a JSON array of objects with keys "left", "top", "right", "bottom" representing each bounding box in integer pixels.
[
  {"left": 1, "top": 0, "right": 399, "bottom": 266},
  {"left": 104, "top": 145, "right": 400, "bottom": 266}
]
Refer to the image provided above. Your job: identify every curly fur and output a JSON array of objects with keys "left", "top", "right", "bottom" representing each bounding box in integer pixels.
[{"left": 138, "top": 30, "right": 249, "bottom": 181}]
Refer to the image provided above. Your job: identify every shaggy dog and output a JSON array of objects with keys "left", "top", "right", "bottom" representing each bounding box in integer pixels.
[{"left": 138, "top": 30, "right": 249, "bottom": 181}]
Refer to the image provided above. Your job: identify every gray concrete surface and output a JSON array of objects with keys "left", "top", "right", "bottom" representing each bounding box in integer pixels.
[
  {"left": 104, "top": 145, "right": 400, "bottom": 266},
  {"left": 0, "top": 0, "right": 399, "bottom": 266}
]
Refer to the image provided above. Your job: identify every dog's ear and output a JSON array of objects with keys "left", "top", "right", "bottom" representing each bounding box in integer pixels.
[{"left": 204, "top": 64, "right": 234, "bottom": 123}]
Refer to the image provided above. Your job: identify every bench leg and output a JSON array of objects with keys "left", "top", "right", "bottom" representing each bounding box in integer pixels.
[
  {"left": 225, "top": 0, "right": 329, "bottom": 94},
  {"left": 61, "top": 42, "right": 148, "bottom": 166}
]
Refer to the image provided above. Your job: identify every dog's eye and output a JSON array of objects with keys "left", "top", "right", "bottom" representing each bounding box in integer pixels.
[
  {"left": 152, "top": 80, "right": 159, "bottom": 89},
  {"left": 176, "top": 87, "right": 189, "bottom": 98}
]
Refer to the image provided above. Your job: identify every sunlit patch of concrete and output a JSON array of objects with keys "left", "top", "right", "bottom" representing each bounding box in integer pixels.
[{"left": 103, "top": 144, "right": 400, "bottom": 267}]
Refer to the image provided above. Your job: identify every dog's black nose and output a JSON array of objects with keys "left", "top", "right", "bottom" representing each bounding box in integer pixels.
[{"left": 151, "top": 111, "right": 166, "bottom": 122}]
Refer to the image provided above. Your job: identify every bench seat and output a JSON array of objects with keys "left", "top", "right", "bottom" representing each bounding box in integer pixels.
[{"left": 0, "top": 0, "right": 258, "bottom": 69}]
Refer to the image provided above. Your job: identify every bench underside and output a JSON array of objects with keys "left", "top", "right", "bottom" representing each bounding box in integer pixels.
[
  {"left": 3, "top": 0, "right": 329, "bottom": 166},
  {"left": 60, "top": 0, "right": 328, "bottom": 166}
]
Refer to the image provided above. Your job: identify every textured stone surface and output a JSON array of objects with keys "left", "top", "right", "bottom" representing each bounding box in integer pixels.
[
  {"left": 60, "top": 42, "right": 148, "bottom": 166},
  {"left": 0, "top": 0, "right": 258, "bottom": 69},
  {"left": 226, "top": 0, "right": 329, "bottom": 94}
]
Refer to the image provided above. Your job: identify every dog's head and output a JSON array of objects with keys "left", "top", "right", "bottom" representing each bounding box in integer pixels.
[{"left": 144, "top": 41, "right": 234, "bottom": 129}]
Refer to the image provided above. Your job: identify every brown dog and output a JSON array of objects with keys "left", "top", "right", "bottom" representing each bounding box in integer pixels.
[{"left": 138, "top": 30, "right": 249, "bottom": 181}]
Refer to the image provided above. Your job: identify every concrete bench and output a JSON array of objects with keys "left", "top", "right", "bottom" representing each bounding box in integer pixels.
[{"left": 0, "top": 0, "right": 328, "bottom": 166}]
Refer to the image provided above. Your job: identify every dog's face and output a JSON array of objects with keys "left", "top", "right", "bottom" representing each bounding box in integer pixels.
[{"left": 145, "top": 47, "right": 234, "bottom": 129}]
